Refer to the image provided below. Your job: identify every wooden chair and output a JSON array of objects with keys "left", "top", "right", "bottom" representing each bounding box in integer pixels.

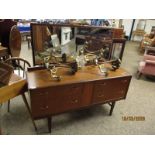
[
  {"left": 4, "top": 57, "right": 37, "bottom": 131},
  {"left": 9, "top": 25, "right": 21, "bottom": 57},
  {"left": 5, "top": 57, "right": 31, "bottom": 79}
]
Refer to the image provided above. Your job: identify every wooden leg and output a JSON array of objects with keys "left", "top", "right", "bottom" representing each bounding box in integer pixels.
[
  {"left": 47, "top": 117, "right": 52, "bottom": 133},
  {"left": 7, "top": 100, "right": 10, "bottom": 112},
  {"left": 137, "top": 71, "right": 142, "bottom": 79},
  {"left": 109, "top": 102, "right": 116, "bottom": 116},
  {"left": 21, "top": 93, "right": 37, "bottom": 131},
  {"left": 76, "top": 45, "right": 78, "bottom": 52},
  {"left": 0, "top": 114, "right": 1, "bottom": 135}
]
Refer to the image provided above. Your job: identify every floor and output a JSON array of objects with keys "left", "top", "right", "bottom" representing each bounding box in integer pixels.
[{"left": 1, "top": 40, "right": 155, "bottom": 135}]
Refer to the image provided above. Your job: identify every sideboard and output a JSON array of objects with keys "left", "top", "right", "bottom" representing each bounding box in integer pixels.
[{"left": 26, "top": 65, "right": 132, "bottom": 132}]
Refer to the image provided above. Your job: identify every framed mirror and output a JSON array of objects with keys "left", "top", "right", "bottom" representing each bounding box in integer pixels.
[{"left": 31, "top": 23, "right": 126, "bottom": 66}]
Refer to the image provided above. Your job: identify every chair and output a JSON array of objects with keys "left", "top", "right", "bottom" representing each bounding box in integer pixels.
[
  {"left": 139, "top": 31, "right": 155, "bottom": 52},
  {"left": 27, "top": 36, "right": 31, "bottom": 49},
  {"left": 9, "top": 25, "right": 21, "bottom": 57},
  {"left": 4, "top": 57, "right": 37, "bottom": 131},
  {"left": 137, "top": 46, "right": 155, "bottom": 79}
]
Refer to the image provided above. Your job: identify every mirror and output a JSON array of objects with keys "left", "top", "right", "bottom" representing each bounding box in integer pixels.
[{"left": 31, "top": 23, "right": 126, "bottom": 66}]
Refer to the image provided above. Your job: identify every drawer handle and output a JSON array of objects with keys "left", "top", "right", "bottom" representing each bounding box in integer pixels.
[
  {"left": 98, "top": 93, "right": 104, "bottom": 97},
  {"left": 100, "top": 82, "right": 106, "bottom": 86},
  {"left": 119, "top": 91, "right": 124, "bottom": 94},
  {"left": 38, "top": 92, "right": 48, "bottom": 95},
  {"left": 40, "top": 105, "right": 49, "bottom": 110},
  {"left": 71, "top": 99, "right": 78, "bottom": 104},
  {"left": 122, "top": 80, "right": 127, "bottom": 83}
]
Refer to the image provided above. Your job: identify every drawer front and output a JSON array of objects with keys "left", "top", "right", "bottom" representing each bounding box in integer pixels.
[
  {"left": 93, "top": 77, "right": 131, "bottom": 104},
  {"left": 30, "top": 89, "right": 51, "bottom": 118},
  {"left": 30, "top": 84, "right": 84, "bottom": 118},
  {"left": 51, "top": 84, "right": 83, "bottom": 114}
]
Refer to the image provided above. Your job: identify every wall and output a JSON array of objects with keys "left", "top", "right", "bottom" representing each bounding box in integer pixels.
[
  {"left": 122, "top": 19, "right": 133, "bottom": 36},
  {"left": 116, "top": 19, "right": 155, "bottom": 41}
]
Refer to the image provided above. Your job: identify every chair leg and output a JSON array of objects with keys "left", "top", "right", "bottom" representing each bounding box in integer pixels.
[
  {"left": 21, "top": 93, "right": 37, "bottom": 131},
  {"left": 7, "top": 100, "right": 10, "bottom": 112},
  {"left": 136, "top": 71, "right": 142, "bottom": 79},
  {"left": 47, "top": 117, "right": 52, "bottom": 133},
  {"left": 109, "top": 102, "right": 116, "bottom": 116}
]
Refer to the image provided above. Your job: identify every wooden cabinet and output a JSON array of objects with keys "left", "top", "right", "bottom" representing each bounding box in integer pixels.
[{"left": 27, "top": 65, "right": 132, "bottom": 131}]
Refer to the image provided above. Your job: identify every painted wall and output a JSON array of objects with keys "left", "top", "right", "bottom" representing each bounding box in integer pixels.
[{"left": 118, "top": 19, "right": 155, "bottom": 41}]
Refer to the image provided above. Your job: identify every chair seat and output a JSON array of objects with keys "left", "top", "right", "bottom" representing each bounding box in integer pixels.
[{"left": 138, "top": 60, "right": 155, "bottom": 76}]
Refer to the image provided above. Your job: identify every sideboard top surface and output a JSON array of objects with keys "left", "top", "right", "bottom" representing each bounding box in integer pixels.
[{"left": 27, "top": 65, "right": 131, "bottom": 89}]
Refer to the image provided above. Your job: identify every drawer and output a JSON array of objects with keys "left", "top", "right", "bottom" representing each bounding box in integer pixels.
[
  {"left": 49, "top": 84, "right": 84, "bottom": 114},
  {"left": 30, "top": 84, "right": 84, "bottom": 118},
  {"left": 30, "top": 89, "right": 51, "bottom": 118},
  {"left": 93, "top": 76, "right": 131, "bottom": 104}
]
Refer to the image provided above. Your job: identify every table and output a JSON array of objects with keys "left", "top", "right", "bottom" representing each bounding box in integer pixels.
[
  {"left": 0, "top": 46, "right": 9, "bottom": 61},
  {"left": 27, "top": 65, "right": 132, "bottom": 132},
  {"left": 17, "top": 25, "right": 31, "bottom": 42}
]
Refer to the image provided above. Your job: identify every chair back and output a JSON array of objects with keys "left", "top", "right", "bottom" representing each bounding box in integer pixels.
[
  {"left": 9, "top": 25, "right": 21, "bottom": 57},
  {"left": 5, "top": 57, "right": 31, "bottom": 78}
]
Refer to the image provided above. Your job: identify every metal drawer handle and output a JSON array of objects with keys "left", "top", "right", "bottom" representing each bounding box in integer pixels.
[
  {"left": 101, "top": 82, "right": 106, "bottom": 85},
  {"left": 71, "top": 99, "right": 78, "bottom": 104},
  {"left": 40, "top": 105, "right": 49, "bottom": 110},
  {"left": 122, "top": 80, "right": 127, "bottom": 83},
  {"left": 98, "top": 93, "right": 104, "bottom": 97}
]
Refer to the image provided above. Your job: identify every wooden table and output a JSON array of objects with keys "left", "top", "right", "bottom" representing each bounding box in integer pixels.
[
  {"left": 27, "top": 65, "right": 132, "bottom": 132},
  {"left": 0, "top": 74, "right": 27, "bottom": 134},
  {"left": 0, "top": 46, "right": 9, "bottom": 61}
]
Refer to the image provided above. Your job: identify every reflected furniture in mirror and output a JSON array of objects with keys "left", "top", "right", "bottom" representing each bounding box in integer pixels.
[
  {"left": 9, "top": 25, "right": 21, "bottom": 57},
  {"left": 31, "top": 23, "right": 126, "bottom": 66}
]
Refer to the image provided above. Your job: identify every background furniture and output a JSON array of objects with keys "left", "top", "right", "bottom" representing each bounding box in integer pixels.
[
  {"left": 17, "top": 24, "right": 30, "bottom": 40},
  {"left": 0, "top": 19, "right": 17, "bottom": 54},
  {"left": 0, "top": 46, "right": 9, "bottom": 62},
  {"left": 139, "top": 31, "right": 155, "bottom": 52},
  {"left": 9, "top": 25, "right": 21, "bottom": 57},
  {"left": 132, "top": 29, "right": 146, "bottom": 41},
  {"left": 27, "top": 65, "right": 131, "bottom": 132},
  {"left": 132, "top": 19, "right": 146, "bottom": 41},
  {"left": 137, "top": 46, "right": 155, "bottom": 79}
]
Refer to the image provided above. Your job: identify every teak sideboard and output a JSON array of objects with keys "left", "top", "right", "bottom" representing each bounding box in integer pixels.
[{"left": 26, "top": 65, "right": 132, "bottom": 132}]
